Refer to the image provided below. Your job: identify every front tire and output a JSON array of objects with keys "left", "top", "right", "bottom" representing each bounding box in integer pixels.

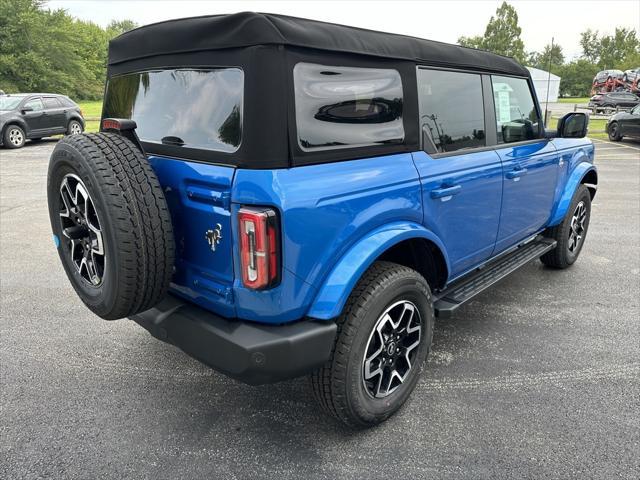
[
  {"left": 310, "top": 261, "right": 434, "bottom": 428},
  {"left": 541, "top": 184, "right": 591, "bottom": 269},
  {"left": 3, "top": 125, "right": 25, "bottom": 149},
  {"left": 608, "top": 121, "right": 623, "bottom": 141}
]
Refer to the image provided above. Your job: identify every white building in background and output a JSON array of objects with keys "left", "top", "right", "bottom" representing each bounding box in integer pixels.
[{"left": 527, "top": 67, "right": 561, "bottom": 103}]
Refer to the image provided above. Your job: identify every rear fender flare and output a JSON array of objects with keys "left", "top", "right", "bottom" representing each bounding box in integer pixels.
[
  {"left": 306, "top": 221, "right": 449, "bottom": 320},
  {"left": 548, "top": 163, "right": 597, "bottom": 226}
]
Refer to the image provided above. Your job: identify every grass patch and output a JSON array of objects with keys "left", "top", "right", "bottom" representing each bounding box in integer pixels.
[
  {"left": 557, "top": 97, "right": 590, "bottom": 105},
  {"left": 78, "top": 100, "right": 103, "bottom": 120},
  {"left": 84, "top": 119, "right": 100, "bottom": 133}
]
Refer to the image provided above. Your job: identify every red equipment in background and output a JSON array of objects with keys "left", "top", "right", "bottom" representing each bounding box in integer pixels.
[{"left": 592, "top": 68, "right": 640, "bottom": 95}]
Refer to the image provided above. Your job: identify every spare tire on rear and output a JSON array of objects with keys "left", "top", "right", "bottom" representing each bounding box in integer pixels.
[{"left": 47, "top": 133, "right": 174, "bottom": 320}]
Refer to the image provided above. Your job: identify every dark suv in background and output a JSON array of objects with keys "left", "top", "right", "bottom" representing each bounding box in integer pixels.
[
  {"left": 0, "top": 93, "right": 84, "bottom": 149},
  {"left": 588, "top": 91, "right": 640, "bottom": 113}
]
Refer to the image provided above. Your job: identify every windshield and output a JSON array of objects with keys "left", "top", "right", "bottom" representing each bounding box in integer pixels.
[
  {"left": 0, "top": 96, "right": 24, "bottom": 111},
  {"left": 103, "top": 68, "right": 243, "bottom": 153}
]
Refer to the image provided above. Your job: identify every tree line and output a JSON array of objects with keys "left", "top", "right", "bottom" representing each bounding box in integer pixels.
[
  {"left": 1, "top": 1, "right": 638, "bottom": 100},
  {"left": 459, "top": 2, "right": 640, "bottom": 97},
  {"left": 0, "top": 0, "right": 136, "bottom": 100}
]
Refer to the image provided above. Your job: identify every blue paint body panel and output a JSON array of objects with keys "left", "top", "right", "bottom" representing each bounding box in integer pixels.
[
  {"left": 412, "top": 149, "right": 503, "bottom": 277},
  {"left": 148, "top": 156, "right": 237, "bottom": 318},
  {"left": 307, "top": 221, "right": 448, "bottom": 320},
  {"left": 146, "top": 134, "right": 595, "bottom": 325},
  {"left": 493, "top": 140, "right": 559, "bottom": 253},
  {"left": 547, "top": 139, "right": 596, "bottom": 226}
]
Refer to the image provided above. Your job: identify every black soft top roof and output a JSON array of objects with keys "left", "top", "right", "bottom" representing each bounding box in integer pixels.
[{"left": 108, "top": 12, "right": 529, "bottom": 77}]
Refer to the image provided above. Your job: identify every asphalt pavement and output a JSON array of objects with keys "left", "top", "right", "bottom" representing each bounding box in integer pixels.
[{"left": 1, "top": 137, "right": 639, "bottom": 479}]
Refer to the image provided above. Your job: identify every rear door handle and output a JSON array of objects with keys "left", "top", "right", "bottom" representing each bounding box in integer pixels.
[
  {"left": 430, "top": 184, "right": 462, "bottom": 199},
  {"left": 506, "top": 168, "right": 528, "bottom": 179}
]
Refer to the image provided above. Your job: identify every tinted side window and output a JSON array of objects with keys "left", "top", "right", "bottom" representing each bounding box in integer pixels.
[
  {"left": 104, "top": 69, "right": 243, "bottom": 153},
  {"left": 24, "top": 98, "right": 44, "bottom": 111},
  {"left": 492, "top": 76, "right": 541, "bottom": 143},
  {"left": 59, "top": 97, "right": 76, "bottom": 107},
  {"left": 417, "top": 69, "right": 485, "bottom": 153},
  {"left": 43, "top": 97, "right": 61, "bottom": 108},
  {"left": 293, "top": 63, "right": 404, "bottom": 151}
]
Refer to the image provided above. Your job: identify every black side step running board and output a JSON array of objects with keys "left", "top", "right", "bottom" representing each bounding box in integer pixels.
[{"left": 434, "top": 236, "right": 557, "bottom": 318}]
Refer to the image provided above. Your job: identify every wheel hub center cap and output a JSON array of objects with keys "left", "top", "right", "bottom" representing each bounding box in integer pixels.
[{"left": 386, "top": 342, "right": 397, "bottom": 356}]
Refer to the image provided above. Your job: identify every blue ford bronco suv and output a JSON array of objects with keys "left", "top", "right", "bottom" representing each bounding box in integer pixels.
[{"left": 47, "top": 13, "right": 597, "bottom": 427}]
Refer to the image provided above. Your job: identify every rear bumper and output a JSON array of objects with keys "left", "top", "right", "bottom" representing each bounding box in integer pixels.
[{"left": 130, "top": 294, "right": 337, "bottom": 385}]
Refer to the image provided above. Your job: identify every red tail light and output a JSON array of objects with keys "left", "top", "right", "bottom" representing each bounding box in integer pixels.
[
  {"left": 238, "top": 207, "right": 280, "bottom": 289},
  {"left": 101, "top": 118, "right": 122, "bottom": 130}
]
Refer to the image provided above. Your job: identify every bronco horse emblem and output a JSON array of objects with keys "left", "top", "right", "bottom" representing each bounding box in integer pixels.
[{"left": 205, "top": 224, "right": 223, "bottom": 252}]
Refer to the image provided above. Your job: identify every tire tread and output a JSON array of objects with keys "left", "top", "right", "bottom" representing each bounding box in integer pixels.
[
  {"left": 310, "top": 261, "right": 432, "bottom": 427},
  {"left": 49, "top": 132, "right": 174, "bottom": 318}
]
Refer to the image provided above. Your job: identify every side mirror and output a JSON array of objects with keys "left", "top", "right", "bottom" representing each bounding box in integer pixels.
[
  {"left": 21, "top": 106, "right": 33, "bottom": 113},
  {"left": 557, "top": 112, "right": 589, "bottom": 138}
]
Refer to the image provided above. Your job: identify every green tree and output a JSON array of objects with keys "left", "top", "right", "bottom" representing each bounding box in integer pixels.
[
  {"left": 557, "top": 60, "right": 598, "bottom": 97},
  {"left": 457, "top": 35, "right": 484, "bottom": 50},
  {"left": 528, "top": 43, "right": 564, "bottom": 71},
  {"left": 0, "top": 0, "right": 136, "bottom": 100},
  {"left": 107, "top": 19, "right": 138, "bottom": 37},
  {"left": 579, "top": 29, "right": 600, "bottom": 64},
  {"left": 579, "top": 28, "right": 640, "bottom": 69},
  {"left": 458, "top": 1, "right": 526, "bottom": 63}
]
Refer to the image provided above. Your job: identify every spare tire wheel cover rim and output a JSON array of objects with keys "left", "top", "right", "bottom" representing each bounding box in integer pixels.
[{"left": 58, "top": 173, "right": 105, "bottom": 286}]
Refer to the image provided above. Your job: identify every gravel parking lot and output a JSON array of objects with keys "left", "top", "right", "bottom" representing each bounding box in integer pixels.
[{"left": 1, "top": 137, "right": 639, "bottom": 479}]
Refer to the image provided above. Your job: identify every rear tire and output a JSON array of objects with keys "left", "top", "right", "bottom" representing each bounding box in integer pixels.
[
  {"left": 310, "top": 261, "right": 434, "bottom": 428},
  {"left": 608, "top": 121, "right": 623, "bottom": 141},
  {"left": 47, "top": 133, "right": 174, "bottom": 319},
  {"left": 541, "top": 185, "right": 591, "bottom": 269},
  {"left": 67, "top": 119, "right": 83, "bottom": 135}
]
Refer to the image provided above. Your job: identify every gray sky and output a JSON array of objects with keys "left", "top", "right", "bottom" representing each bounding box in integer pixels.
[{"left": 47, "top": 0, "right": 640, "bottom": 59}]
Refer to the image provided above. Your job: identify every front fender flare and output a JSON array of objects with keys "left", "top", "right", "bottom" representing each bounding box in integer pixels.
[
  {"left": 2, "top": 118, "right": 29, "bottom": 137},
  {"left": 306, "top": 221, "right": 450, "bottom": 320},
  {"left": 548, "top": 163, "right": 597, "bottom": 226}
]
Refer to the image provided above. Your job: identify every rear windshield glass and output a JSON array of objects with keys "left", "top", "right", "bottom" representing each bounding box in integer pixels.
[
  {"left": 103, "top": 68, "right": 243, "bottom": 153},
  {"left": 293, "top": 63, "right": 404, "bottom": 151}
]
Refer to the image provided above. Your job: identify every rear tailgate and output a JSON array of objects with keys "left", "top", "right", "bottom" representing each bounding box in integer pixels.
[{"left": 148, "top": 156, "right": 236, "bottom": 317}]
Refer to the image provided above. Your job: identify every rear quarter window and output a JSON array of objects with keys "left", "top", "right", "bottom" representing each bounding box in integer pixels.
[
  {"left": 103, "top": 68, "right": 244, "bottom": 153},
  {"left": 60, "top": 97, "right": 77, "bottom": 107},
  {"left": 43, "top": 97, "right": 61, "bottom": 108},
  {"left": 293, "top": 63, "right": 404, "bottom": 151}
]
